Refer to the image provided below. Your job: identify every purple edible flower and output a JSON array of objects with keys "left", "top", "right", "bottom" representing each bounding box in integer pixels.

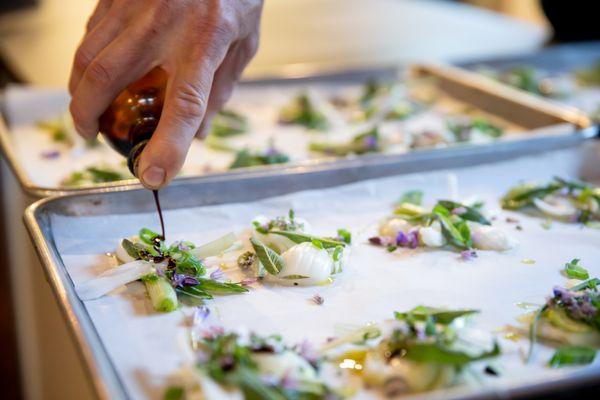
[
  {"left": 240, "top": 277, "right": 259, "bottom": 287},
  {"left": 40, "top": 150, "right": 60, "bottom": 159},
  {"left": 407, "top": 230, "right": 419, "bottom": 249},
  {"left": 311, "top": 294, "right": 324, "bottom": 305},
  {"left": 193, "top": 306, "right": 210, "bottom": 327},
  {"left": 171, "top": 272, "right": 199, "bottom": 288},
  {"left": 209, "top": 268, "right": 225, "bottom": 281},
  {"left": 363, "top": 135, "right": 378, "bottom": 150},
  {"left": 177, "top": 241, "right": 191, "bottom": 251},
  {"left": 396, "top": 231, "right": 408, "bottom": 247},
  {"left": 460, "top": 250, "right": 478, "bottom": 261},
  {"left": 452, "top": 207, "right": 467, "bottom": 216}
]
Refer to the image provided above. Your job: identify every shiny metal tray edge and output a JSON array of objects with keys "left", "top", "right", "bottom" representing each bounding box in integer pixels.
[
  {"left": 23, "top": 200, "right": 128, "bottom": 400},
  {"left": 24, "top": 142, "right": 600, "bottom": 400},
  {"left": 1, "top": 63, "right": 595, "bottom": 199}
]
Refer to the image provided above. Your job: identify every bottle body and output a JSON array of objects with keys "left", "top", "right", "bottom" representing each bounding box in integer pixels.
[{"left": 98, "top": 67, "right": 167, "bottom": 175}]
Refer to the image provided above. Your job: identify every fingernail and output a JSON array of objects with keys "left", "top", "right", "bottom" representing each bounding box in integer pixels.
[{"left": 141, "top": 166, "right": 166, "bottom": 189}]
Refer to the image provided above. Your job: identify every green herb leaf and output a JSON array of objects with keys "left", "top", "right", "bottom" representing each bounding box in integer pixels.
[
  {"left": 527, "top": 304, "right": 548, "bottom": 363},
  {"left": 269, "top": 230, "right": 346, "bottom": 249},
  {"left": 549, "top": 346, "right": 596, "bottom": 368},
  {"left": 195, "top": 279, "right": 249, "bottom": 294},
  {"left": 570, "top": 278, "right": 600, "bottom": 292},
  {"left": 336, "top": 228, "right": 352, "bottom": 244},
  {"left": 437, "top": 200, "right": 491, "bottom": 225},
  {"left": 399, "top": 190, "right": 424, "bottom": 206},
  {"left": 564, "top": 259, "right": 590, "bottom": 280},
  {"left": 403, "top": 341, "right": 500, "bottom": 366},
  {"left": 122, "top": 239, "right": 142, "bottom": 260},
  {"left": 163, "top": 386, "right": 184, "bottom": 400},
  {"left": 249, "top": 237, "right": 285, "bottom": 276},
  {"left": 436, "top": 213, "right": 470, "bottom": 250},
  {"left": 395, "top": 306, "right": 479, "bottom": 325},
  {"left": 139, "top": 228, "right": 162, "bottom": 245}
]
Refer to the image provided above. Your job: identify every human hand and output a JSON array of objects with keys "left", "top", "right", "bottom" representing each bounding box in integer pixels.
[{"left": 69, "top": 0, "right": 263, "bottom": 188}]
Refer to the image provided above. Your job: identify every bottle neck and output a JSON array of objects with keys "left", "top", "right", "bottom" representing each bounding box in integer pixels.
[{"left": 127, "top": 139, "right": 150, "bottom": 177}]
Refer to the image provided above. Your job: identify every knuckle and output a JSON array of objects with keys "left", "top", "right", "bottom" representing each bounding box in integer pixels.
[
  {"left": 73, "top": 47, "right": 94, "bottom": 72},
  {"left": 170, "top": 80, "right": 206, "bottom": 126},
  {"left": 85, "top": 58, "right": 114, "bottom": 87}
]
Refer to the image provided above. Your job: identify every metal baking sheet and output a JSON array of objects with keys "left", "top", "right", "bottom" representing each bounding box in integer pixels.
[
  {"left": 25, "top": 143, "right": 600, "bottom": 400},
  {"left": 1, "top": 64, "right": 593, "bottom": 198}
]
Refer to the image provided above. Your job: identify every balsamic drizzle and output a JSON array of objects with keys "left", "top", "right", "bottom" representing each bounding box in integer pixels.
[{"left": 152, "top": 190, "right": 166, "bottom": 240}]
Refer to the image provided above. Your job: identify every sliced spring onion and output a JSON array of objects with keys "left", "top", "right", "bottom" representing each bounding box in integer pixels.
[
  {"left": 191, "top": 233, "right": 237, "bottom": 259},
  {"left": 143, "top": 274, "right": 178, "bottom": 312},
  {"left": 76, "top": 260, "right": 155, "bottom": 300},
  {"left": 549, "top": 346, "right": 596, "bottom": 368}
]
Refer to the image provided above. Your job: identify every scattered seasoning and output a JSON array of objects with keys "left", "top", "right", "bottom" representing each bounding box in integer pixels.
[
  {"left": 505, "top": 217, "right": 520, "bottom": 224},
  {"left": 484, "top": 365, "right": 500, "bottom": 376},
  {"left": 239, "top": 278, "right": 258, "bottom": 287},
  {"left": 237, "top": 251, "right": 257, "bottom": 269},
  {"left": 541, "top": 219, "right": 553, "bottom": 230},
  {"left": 311, "top": 294, "right": 324, "bottom": 305},
  {"left": 460, "top": 250, "right": 478, "bottom": 261},
  {"left": 521, "top": 258, "right": 536, "bottom": 265},
  {"left": 516, "top": 225, "right": 523, "bottom": 231},
  {"left": 40, "top": 150, "right": 60, "bottom": 159}
]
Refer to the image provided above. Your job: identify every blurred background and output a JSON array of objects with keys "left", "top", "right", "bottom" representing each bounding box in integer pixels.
[{"left": 0, "top": 1, "right": 596, "bottom": 399}]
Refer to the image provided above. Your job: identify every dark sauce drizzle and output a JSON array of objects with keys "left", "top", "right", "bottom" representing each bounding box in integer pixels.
[{"left": 152, "top": 190, "right": 166, "bottom": 240}]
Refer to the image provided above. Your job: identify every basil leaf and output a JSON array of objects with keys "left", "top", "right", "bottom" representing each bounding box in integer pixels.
[
  {"left": 400, "top": 190, "right": 424, "bottom": 206},
  {"left": 177, "top": 286, "right": 214, "bottom": 300},
  {"left": 436, "top": 213, "right": 470, "bottom": 250},
  {"left": 564, "top": 259, "right": 590, "bottom": 280},
  {"left": 139, "top": 228, "right": 162, "bottom": 245},
  {"left": 403, "top": 341, "right": 500, "bottom": 365},
  {"left": 195, "top": 279, "right": 249, "bottom": 294},
  {"left": 337, "top": 228, "right": 352, "bottom": 244},
  {"left": 549, "top": 346, "right": 596, "bottom": 368},
  {"left": 122, "top": 239, "right": 142, "bottom": 260},
  {"left": 249, "top": 237, "right": 285, "bottom": 276},
  {"left": 269, "top": 230, "right": 346, "bottom": 249},
  {"left": 163, "top": 386, "right": 184, "bottom": 400},
  {"left": 395, "top": 306, "right": 479, "bottom": 325},
  {"left": 437, "top": 200, "right": 491, "bottom": 225}
]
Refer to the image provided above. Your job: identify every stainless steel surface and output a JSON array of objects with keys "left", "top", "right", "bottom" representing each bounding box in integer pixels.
[
  {"left": 1, "top": 64, "right": 593, "bottom": 198},
  {"left": 24, "top": 142, "right": 600, "bottom": 400}
]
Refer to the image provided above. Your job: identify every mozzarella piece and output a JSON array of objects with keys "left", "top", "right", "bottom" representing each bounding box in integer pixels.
[
  {"left": 419, "top": 221, "right": 445, "bottom": 248},
  {"left": 533, "top": 196, "right": 577, "bottom": 218},
  {"left": 268, "top": 242, "right": 333, "bottom": 286},
  {"left": 471, "top": 225, "right": 517, "bottom": 251},
  {"left": 379, "top": 218, "right": 412, "bottom": 237}
]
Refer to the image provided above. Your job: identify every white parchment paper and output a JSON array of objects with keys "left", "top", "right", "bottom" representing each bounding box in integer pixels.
[{"left": 50, "top": 147, "right": 600, "bottom": 399}]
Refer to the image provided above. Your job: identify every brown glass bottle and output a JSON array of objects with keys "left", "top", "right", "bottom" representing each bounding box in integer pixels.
[
  {"left": 99, "top": 67, "right": 168, "bottom": 238},
  {"left": 98, "top": 67, "right": 167, "bottom": 176}
]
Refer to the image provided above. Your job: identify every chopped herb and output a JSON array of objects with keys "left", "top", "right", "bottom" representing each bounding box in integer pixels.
[
  {"left": 249, "top": 237, "right": 285, "bottom": 276},
  {"left": 279, "top": 93, "right": 329, "bottom": 130},
  {"left": 311, "top": 293, "right": 324, "bottom": 305},
  {"left": 210, "top": 109, "right": 248, "bottom": 137},
  {"left": 229, "top": 146, "right": 289, "bottom": 169},
  {"left": 309, "top": 127, "right": 382, "bottom": 156},
  {"left": 564, "top": 259, "right": 589, "bottom": 280},
  {"left": 163, "top": 386, "right": 184, "bottom": 400},
  {"left": 549, "top": 346, "right": 596, "bottom": 368},
  {"left": 336, "top": 228, "right": 352, "bottom": 244},
  {"left": 237, "top": 251, "right": 257, "bottom": 269},
  {"left": 399, "top": 190, "right": 423, "bottom": 206}
]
